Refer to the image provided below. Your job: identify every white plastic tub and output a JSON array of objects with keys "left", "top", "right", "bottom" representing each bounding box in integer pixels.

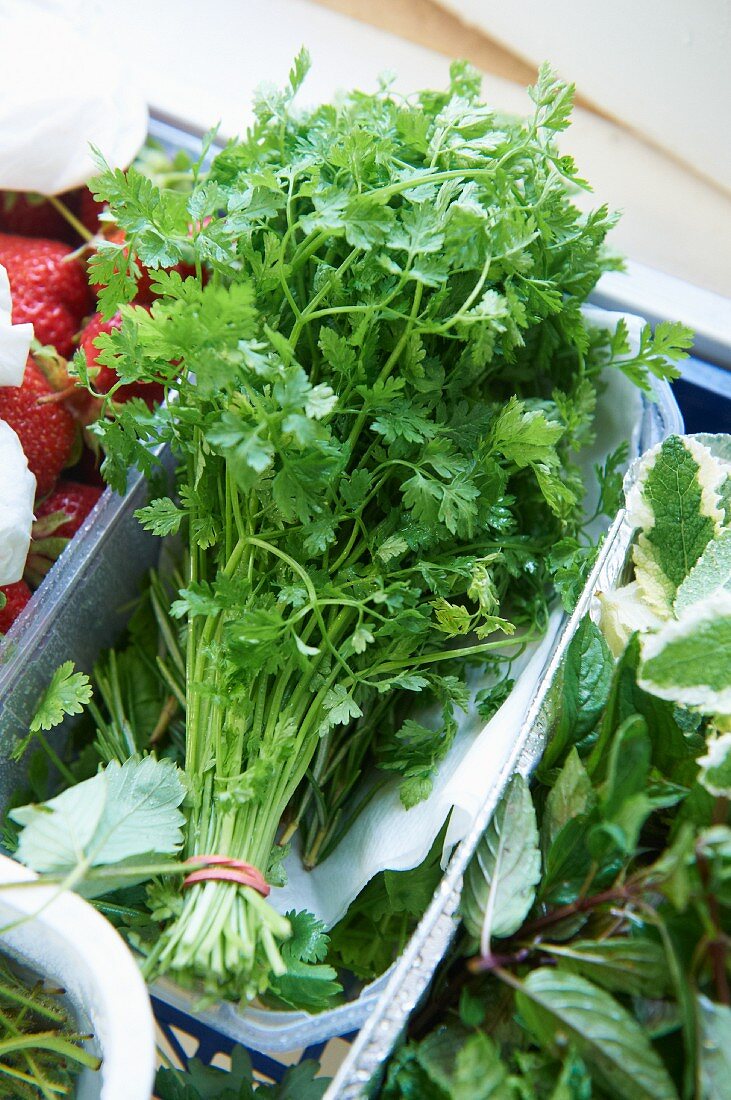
[{"left": 0, "top": 853, "right": 155, "bottom": 1100}]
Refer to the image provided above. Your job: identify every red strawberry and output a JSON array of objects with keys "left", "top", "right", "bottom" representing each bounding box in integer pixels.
[
  {"left": 0, "top": 233, "right": 92, "bottom": 357},
  {"left": 0, "top": 357, "right": 77, "bottom": 498},
  {"left": 31, "top": 343, "right": 94, "bottom": 419},
  {"left": 80, "top": 188, "right": 105, "bottom": 235},
  {"left": 63, "top": 444, "right": 105, "bottom": 488},
  {"left": 79, "top": 311, "right": 164, "bottom": 407},
  {"left": 0, "top": 580, "right": 32, "bottom": 634},
  {"left": 0, "top": 189, "right": 84, "bottom": 244},
  {"left": 26, "top": 481, "right": 103, "bottom": 586},
  {"left": 34, "top": 481, "right": 102, "bottom": 539}
]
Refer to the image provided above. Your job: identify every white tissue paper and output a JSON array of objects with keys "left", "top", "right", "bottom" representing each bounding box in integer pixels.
[
  {"left": 0, "top": 2, "right": 148, "bottom": 194},
  {"left": 272, "top": 308, "right": 645, "bottom": 929},
  {"left": 0, "top": 263, "right": 33, "bottom": 386},
  {"left": 0, "top": 421, "right": 36, "bottom": 586}
]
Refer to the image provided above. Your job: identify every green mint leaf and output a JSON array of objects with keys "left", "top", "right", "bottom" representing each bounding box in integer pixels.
[
  {"left": 515, "top": 969, "right": 679, "bottom": 1100},
  {"left": 542, "top": 616, "right": 613, "bottom": 772},
  {"left": 697, "top": 995, "right": 731, "bottom": 1100},
  {"left": 461, "top": 775, "right": 541, "bottom": 955},
  {"left": 542, "top": 748, "right": 594, "bottom": 852},
  {"left": 542, "top": 937, "right": 670, "bottom": 998},
  {"left": 452, "top": 1032, "right": 515, "bottom": 1099}
]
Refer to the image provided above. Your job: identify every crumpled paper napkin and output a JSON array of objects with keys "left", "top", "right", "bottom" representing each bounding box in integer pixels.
[
  {"left": 0, "top": 261, "right": 35, "bottom": 585},
  {"left": 0, "top": 264, "right": 33, "bottom": 386},
  {"left": 272, "top": 307, "right": 646, "bottom": 928},
  {"left": 0, "top": 1, "right": 147, "bottom": 194},
  {"left": 0, "top": 420, "right": 35, "bottom": 586}
]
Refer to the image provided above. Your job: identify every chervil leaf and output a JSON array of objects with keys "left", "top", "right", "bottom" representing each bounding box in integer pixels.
[
  {"left": 28, "top": 662, "right": 92, "bottom": 734},
  {"left": 320, "top": 685, "right": 363, "bottom": 729},
  {"left": 135, "top": 497, "right": 185, "bottom": 536},
  {"left": 65, "top": 58, "right": 666, "bottom": 1001},
  {"left": 491, "top": 398, "right": 564, "bottom": 469},
  {"left": 266, "top": 910, "right": 342, "bottom": 1011}
]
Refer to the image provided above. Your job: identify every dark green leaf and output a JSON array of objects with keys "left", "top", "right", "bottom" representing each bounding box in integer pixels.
[{"left": 515, "top": 969, "right": 679, "bottom": 1100}]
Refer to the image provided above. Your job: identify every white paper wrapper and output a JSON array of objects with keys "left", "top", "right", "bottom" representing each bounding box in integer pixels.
[
  {"left": 272, "top": 308, "right": 645, "bottom": 928},
  {"left": 0, "top": 421, "right": 36, "bottom": 586},
  {"left": 0, "top": 264, "right": 32, "bottom": 387},
  {"left": 0, "top": 2, "right": 148, "bottom": 194}
]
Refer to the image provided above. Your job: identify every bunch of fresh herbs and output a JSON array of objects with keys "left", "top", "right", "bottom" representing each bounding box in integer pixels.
[
  {"left": 378, "top": 433, "right": 731, "bottom": 1100},
  {"left": 11, "top": 58, "right": 691, "bottom": 1004}
]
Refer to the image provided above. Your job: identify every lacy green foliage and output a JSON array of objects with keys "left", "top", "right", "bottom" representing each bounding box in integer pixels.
[
  {"left": 0, "top": 957, "right": 100, "bottom": 1098},
  {"left": 57, "top": 57, "right": 689, "bottom": 1000},
  {"left": 155, "top": 1045, "right": 328, "bottom": 1099},
  {"left": 25, "top": 663, "right": 92, "bottom": 736}
]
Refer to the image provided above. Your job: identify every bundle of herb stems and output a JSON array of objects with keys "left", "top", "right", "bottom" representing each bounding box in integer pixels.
[{"left": 58, "top": 55, "right": 689, "bottom": 999}]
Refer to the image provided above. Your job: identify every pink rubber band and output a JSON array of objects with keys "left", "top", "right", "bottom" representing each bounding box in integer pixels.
[{"left": 182, "top": 855, "right": 270, "bottom": 897}]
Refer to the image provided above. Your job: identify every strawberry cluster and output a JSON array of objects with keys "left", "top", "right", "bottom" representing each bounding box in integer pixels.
[{"left": 0, "top": 186, "right": 164, "bottom": 633}]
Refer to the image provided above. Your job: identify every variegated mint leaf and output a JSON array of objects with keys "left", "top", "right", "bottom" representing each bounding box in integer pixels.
[
  {"left": 697, "top": 732, "right": 731, "bottom": 798},
  {"left": 638, "top": 592, "right": 731, "bottom": 718},
  {"left": 628, "top": 436, "right": 725, "bottom": 617},
  {"left": 674, "top": 530, "right": 731, "bottom": 616},
  {"left": 596, "top": 581, "right": 665, "bottom": 658}
]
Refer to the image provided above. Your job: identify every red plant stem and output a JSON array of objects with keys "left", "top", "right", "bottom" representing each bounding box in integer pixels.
[
  {"left": 515, "top": 886, "right": 634, "bottom": 940},
  {"left": 468, "top": 947, "right": 533, "bottom": 974}
]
